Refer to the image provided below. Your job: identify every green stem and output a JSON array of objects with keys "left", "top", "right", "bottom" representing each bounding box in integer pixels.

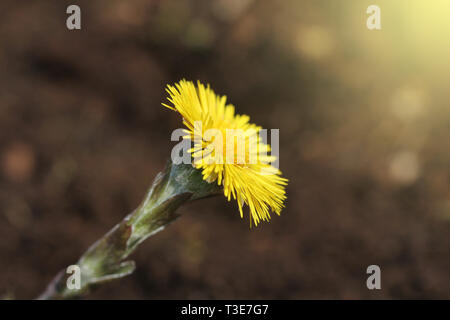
[{"left": 37, "top": 161, "right": 220, "bottom": 300}]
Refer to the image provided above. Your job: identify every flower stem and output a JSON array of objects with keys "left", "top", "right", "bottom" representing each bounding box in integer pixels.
[{"left": 37, "top": 161, "right": 220, "bottom": 300}]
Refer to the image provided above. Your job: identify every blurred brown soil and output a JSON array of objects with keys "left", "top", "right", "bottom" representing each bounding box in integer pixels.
[{"left": 1, "top": 0, "right": 450, "bottom": 299}]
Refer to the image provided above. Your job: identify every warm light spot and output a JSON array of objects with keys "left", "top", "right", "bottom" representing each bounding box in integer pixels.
[
  {"left": 389, "top": 150, "right": 420, "bottom": 185},
  {"left": 2, "top": 143, "right": 35, "bottom": 183},
  {"left": 295, "top": 25, "right": 334, "bottom": 60},
  {"left": 390, "top": 86, "right": 426, "bottom": 121}
]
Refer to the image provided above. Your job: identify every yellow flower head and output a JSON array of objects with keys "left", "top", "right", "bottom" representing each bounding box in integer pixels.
[{"left": 163, "top": 80, "right": 287, "bottom": 226}]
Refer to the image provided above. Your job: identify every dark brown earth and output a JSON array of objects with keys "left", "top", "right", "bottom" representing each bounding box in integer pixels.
[{"left": 1, "top": 0, "right": 450, "bottom": 299}]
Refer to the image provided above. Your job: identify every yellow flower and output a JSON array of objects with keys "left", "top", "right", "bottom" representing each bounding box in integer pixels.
[{"left": 163, "top": 80, "right": 287, "bottom": 226}]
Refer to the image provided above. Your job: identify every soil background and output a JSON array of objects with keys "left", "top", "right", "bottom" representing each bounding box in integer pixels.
[{"left": 1, "top": 0, "right": 450, "bottom": 299}]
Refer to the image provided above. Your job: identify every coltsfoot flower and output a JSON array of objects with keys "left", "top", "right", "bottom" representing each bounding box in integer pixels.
[
  {"left": 39, "top": 80, "right": 288, "bottom": 300},
  {"left": 163, "top": 80, "right": 288, "bottom": 226}
]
